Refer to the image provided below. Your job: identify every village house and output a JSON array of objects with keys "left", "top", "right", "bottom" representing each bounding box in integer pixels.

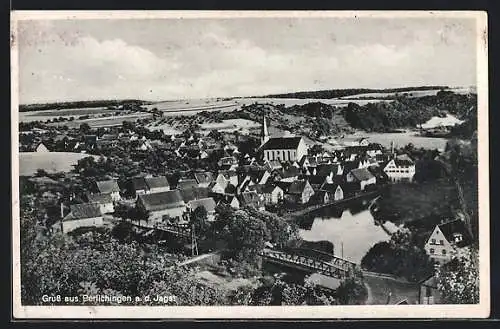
[
  {"left": 273, "top": 166, "right": 301, "bottom": 183},
  {"left": 145, "top": 176, "right": 170, "bottom": 193},
  {"left": 86, "top": 193, "right": 114, "bottom": 214},
  {"left": 424, "top": 219, "right": 472, "bottom": 265},
  {"left": 211, "top": 171, "right": 239, "bottom": 195},
  {"left": 264, "top": 160, "right": 283, "bottom": 171},
  {"left": 285, "top": 180, "right": 315, "bottom": 204},
  {"left": 383, "top": 154, "right": 416, "bottom": 182},
  {"left": 59, "top": 203, "right": 104, "bottom": 234},
  {"left": 346, "top": 168, "right": 376, "bottom": 191},
  {"left": 307, "top": 175, "right": 331, "bottom": 191},
  {"left": 299, "top": 156, "right": 319, "bottom": 171},
  {"left": 261, "top": 185, "right": 284, "bottom": 205},
  {"left": 320, "top": 183, "right": 345, "bottom": 201},
  {"left": 418, "top": 275, "right": 441, "bottom": 305},
  {"left": 194, "top": 171, "right": 215, "bottom": 188},
  {"left": 136, "top": 190, "right": 186, "bottom": 222},
  {"left": 95, "top": 180, "right": 121, "bottom": 201},
  {"left": 187, "top": 197, "right": 217, "bottom": 222},
  {"left": 228, "top": 195, "right": 240, "bottom": 209},
  {"left": 366, "top": 143, "right": 384, "bottom": 157},
  {"left": 238, "top": 191, "right": 265, "bottom": 211},
  {"left": 179, "top": 186, "right": 211, "bottom": 204},
  {"left": 35, "top": 142, "right": 50, "bottom": 153},
  {"left": 129, "top": 177, "right": 149, "bottom": 197},
  {"left": 314, "top": 164, "right": 343, "bottom": 179}
]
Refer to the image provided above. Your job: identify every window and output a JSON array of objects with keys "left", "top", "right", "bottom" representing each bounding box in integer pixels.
[
  {"left": 430, "top": 248, "right": 435, "bottom": 254},
  {"left": 439, "top": 240, "right": 444, "bottom": 245},
  {"left": 431, "top": 239, "right": 436, "bottom": 244},
  {"left": 442, "top": 249, "right": 447, "bottom": 255}
]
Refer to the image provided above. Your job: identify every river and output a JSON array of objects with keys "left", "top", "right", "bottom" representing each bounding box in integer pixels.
[{"left": 297, "top": 200, "right": 397, "bottom": 264}]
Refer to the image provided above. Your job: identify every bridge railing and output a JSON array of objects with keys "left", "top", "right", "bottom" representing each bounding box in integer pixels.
[{"left": 260, "top": 249, "right": 360, "bottom": 279}]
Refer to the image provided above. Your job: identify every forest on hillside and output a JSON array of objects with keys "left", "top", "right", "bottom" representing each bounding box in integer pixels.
[
  {"left": 19, "top": 99, "right": 151, "bottom": 112},
  {"left": 258, "top": 86, "right": 449, "bottom": 99}
]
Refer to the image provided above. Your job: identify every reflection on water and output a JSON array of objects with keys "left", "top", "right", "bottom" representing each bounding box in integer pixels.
[{"left": 298, "top": 200, "right": 391, "bottom": 264}]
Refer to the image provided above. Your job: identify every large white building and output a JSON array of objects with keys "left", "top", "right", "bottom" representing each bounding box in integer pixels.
[
  {"left": 260, "top": 112, "right": 307, "bottom": 162},
  {"left": 383, "top": 154, "right": 416, "bottom": 182}
]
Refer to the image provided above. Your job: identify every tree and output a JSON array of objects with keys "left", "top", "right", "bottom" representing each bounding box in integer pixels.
[
  {"left": 79, "top": 123, "right": 91, "bottom": 134},
  {"left": 436, "top": 248, "right": 479, "bottom": 304},
  {"left": 224, "top": 210, "right": 269, "bottom": 264},
  {"left": 361, "top": 228, "right": 435, "bottom": 282},
  {"left": 334, "top": 277, "right": 367, "bottom": 305}
]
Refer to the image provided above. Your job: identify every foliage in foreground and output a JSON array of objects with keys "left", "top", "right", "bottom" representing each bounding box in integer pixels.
[{"left": 436, "top": 248, "right": 479, "bottom": 304}]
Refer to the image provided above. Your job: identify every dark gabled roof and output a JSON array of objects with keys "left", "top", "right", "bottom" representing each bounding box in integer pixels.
[
  {"left": 179, "top": 187, "right": 210, "bottom": 203},
  {"left": 367, "top": 165, "right": 389, "bottom": 179},
  {"left": 262, "top": 184, "right": 282, "bottom": 194},
  {"left": 145, "top": 176, "right": 170, "bottom": 189},
  {"left": 86, "top": 193, "right": 113, "bottom": 204},
  {"left": 247, "top": 184, "right": 265, "bottom": 194},
  {"left": 438, "top": 219, "right": 472, "bottom": 248},
  {"left": 137, "top": 190, "right": 185, "bottom": 212},
  {"left": 343, "top": 160, "right": 360, "bottom": 173},
  {"left": 320, "top": 183, "right": 343, "bottom": 193},
  {"left": 265, "top": 160, "right": 283, "bottom": 170},
  {"left": 394, "top": 154, "right": 415, "bottom": 167},
  {"left": 278, "top": 166, "right": 301, "bottom": 178},
  {"left": 419, "top": 275, "right": 438, "bottom": 287},
  {"left": 63, "top": 203, "right": 102, "bottom": 221},
  {"left": 367, "top": 143, "right": 384, "bottom": 151},
  {"left": 307, "top": 175, "right": 329, "bottom": 186},
  {"left": 247, "top": 170, "right": 269, "bottom": 183},
  {"left": 239, "top": 191, "right": 262, "bottom": 206},
  {"left": 287, "top": 180, "right": 310, "bottom": 195},
  {"left": 316, "top": 164, "right": 341, "bottom": 177},
  {"left": 131, "top": 177, "right": 148, "bottom": 191},
  {"left": 96, "top": 180, "right": 120, "bottom": 193},
  {"left": 194, "top": 172, "right": 214, "bottom": 185},
  {"left": 177, "top": 179, "right": 198, "bottom": 190},
  {"left": 349, "top": 168, "right": 375, "bottom": 182},
  {"left": 275, "top": 181, "right": 292, "bottom": 192},
  {"left": 189, "top": 197, "right": 217, "bottom": 213},
  {"left": 262, "top": 136, "right": 302, "bottom": 150}
]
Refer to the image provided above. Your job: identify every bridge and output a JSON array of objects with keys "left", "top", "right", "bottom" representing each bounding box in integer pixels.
[{"left": 260, "top": 248, "right": 361, "bottom": 280}]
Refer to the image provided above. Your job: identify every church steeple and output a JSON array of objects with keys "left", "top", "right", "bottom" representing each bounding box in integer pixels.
[{"left": 261, "top": 110, "right": 270, "bottom": 146}]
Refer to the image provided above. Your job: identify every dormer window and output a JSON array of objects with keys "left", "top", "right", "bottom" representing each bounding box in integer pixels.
[{"left": 453, "top": 233, "right": 463, "bottom": 243}]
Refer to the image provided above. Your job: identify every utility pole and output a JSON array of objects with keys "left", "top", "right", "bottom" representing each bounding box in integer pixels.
[
  {"left": 191, "top": 223, "right": 198, "bottom": 257},
  {"left": 60, "top": 200, "right": 64, "bottom": 232},
  {"left": 341, "top": 241, "right": 344, "bottom": 259}
]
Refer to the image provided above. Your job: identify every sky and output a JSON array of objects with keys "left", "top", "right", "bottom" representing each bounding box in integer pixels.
[{"left": 17, "top": 16, "right": 478, "bottom": 104}]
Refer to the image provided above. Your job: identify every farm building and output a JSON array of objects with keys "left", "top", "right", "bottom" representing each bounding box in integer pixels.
[
  {"left": 86, "top": 193, "right": 114, "bottom": 214},
  {"left": 136, "top": 190, "right": 186, "bottom": 222},
  {"left": 95, "top": 180, "right": 121, "bottom": 201},
  {"left": 60, "top": 203, "right": 104, "bottom": 234}
]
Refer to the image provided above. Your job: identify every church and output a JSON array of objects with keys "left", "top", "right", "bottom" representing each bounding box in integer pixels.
[{"left": 259, "top": 112, "right": 308, "bottom": 163}]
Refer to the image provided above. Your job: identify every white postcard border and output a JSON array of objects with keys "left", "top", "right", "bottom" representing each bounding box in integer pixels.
[{"left": 10, "top": 10, "right": 490, "bottom": 319}]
